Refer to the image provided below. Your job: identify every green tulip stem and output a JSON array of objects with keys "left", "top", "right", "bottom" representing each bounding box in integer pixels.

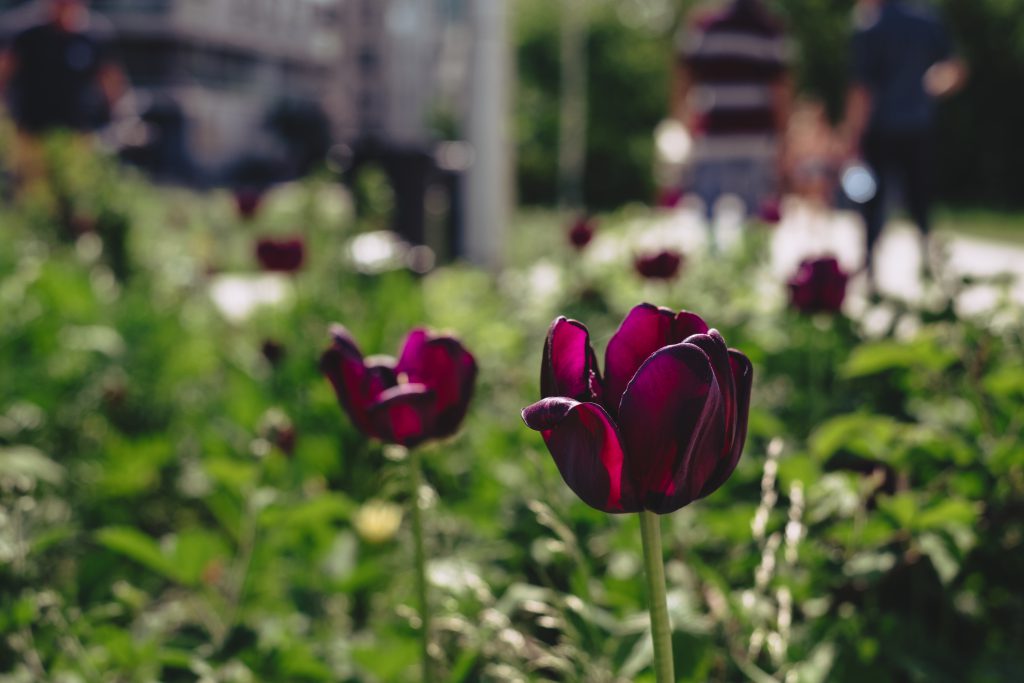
[
  {"left": 639, "top": 510, "right": 675, "bottom": 683},
  {"left": 409, "top": 447, "right": 434, "bottom": 683}
]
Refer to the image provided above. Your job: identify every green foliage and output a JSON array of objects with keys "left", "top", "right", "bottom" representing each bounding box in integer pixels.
[
  {"left": 515, "top": 0, "right": 675, "bottom": 208},
  {"left": 1, "top": 140, "right": 1023, "bottom": 681}
]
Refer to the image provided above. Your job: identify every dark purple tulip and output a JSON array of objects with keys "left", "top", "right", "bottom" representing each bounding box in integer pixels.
[
  {"left": 320, "top": 325, "right": 477, "bottom": 448},
  {"left": 256, "top": 237, "right": 305, "bottom": 272},
  {"left": 788, "top": 256, "right": 848, "bottom": 314},
  {"left": 235, "top": 188, "right": 263, "bottom": 220},
  {"left": 522, "top": 304, "right": 753, "bottom": 514},
  {"left": 634, "top": 250, "right": 684, "bottom": 281},
  {"left": 568, "top": 215, "right": 596, "bottom": 250}
]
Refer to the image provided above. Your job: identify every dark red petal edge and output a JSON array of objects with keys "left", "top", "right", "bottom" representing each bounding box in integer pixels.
[{"left": 522, "top": 397, "right": 637, "bottom": 513}]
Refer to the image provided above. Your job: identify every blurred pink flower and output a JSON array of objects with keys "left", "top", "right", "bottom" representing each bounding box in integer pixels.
[
  {"left": 320, "top": 326, "right": 478, "bottom": 448},
  {"left": 568, "top": 215, "right": 596, "bottom": 250},
  {"left": 634, "top": 250, "right": 684, "bottom": 281},
  {"left": 757, "top": 197, "right": 782, "bottom": 224},
  {"left": 788, "top": 256, "right": 848, "bottom": 313},
  {"left": 255, "top": 237, "right": 305, "bottom": 272}
]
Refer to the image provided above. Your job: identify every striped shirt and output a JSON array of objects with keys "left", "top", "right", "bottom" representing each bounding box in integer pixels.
[{"left": 678, "top": 1, "right": 791, "bottom": 137}]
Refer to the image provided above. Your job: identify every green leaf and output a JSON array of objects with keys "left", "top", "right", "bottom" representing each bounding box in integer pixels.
[
  {"left": 809, "top": 413, "right": 903, "bottom": 463},
  {"left": 261, "top": 493, "right": 355, "bottom": 530},
  {"left": 777, "top": 453, "right": 821, "bottom": 490},
  {"left": 842, "top": 338, "right": 957, "bottom": 378},
  {"left": 792, "top": 642, "right": 836, "bottom": 683},
  {"left": 448, "top": 649, "right": 481, "bottom": 683},
  {"left": 31, "top": 526, "right": 74, "bottom": 554},
  {"left": 97, "top": 437, "right": 174, "bottom": 498},
  {"left": 878, "top": 492, "right": 918, "bottom": 529},
  {"left": 204, "top": 458, "right": 259, "bottom": 494},
  {"left": 983, "top": 365, "right": 1024, "bottom": 399},
  {"left": 918, "top": 532, "right": 960, "bottom": 585},
  {"left": 915, "top": 498, "right": 979, "bottom": 531},
  {"left": 352, "top": 634, "right": 419, "bottom": 680},
  {"left": 95, "top": 527, "right": 185, "bottom": 584},
  {"left": 168, "top": 529, "right": 230, "bottom": 587},
  {"left": 824, "top": 516, "right": 897, "bottom": 549}
]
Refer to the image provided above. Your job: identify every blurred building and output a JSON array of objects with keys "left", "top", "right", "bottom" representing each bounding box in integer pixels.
[
  {"left": 1, "top": 0, "right": 341, "bottom": 180},
  {"left": 336, "top": 0, "right": 471, "bottom": 146},
  {"left": 1, "top": 0, "right": 507, "bottom": 262}
]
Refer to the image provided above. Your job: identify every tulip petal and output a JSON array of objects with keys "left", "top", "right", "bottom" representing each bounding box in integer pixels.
[
  {"left": 604, "top": 304, "right": 709, "bottom": 416},
  {"left": 684, "top": 331, "right": 737, "bottom": 455},
  {"left": 617, "top": 342, "right": 724, "bottom": 513},
  {"left": 699, "top": 350, "right": 753, "bottom": 498},
  {"left": 604, "top": 304, "right": 677, "bottom": 415},
  {"left": 369, "top": 383, "right": 437, "bottom": 447},
  {"left": 320, "top": 324, "right": 397, "bottom": 438},
  {"left": 522, "top": 397, "right": 637, "bottom": 513},
  {"left": 541, "top": 317, "right": 602, "bottom": 403},
  {"left": 396, "top": 328, "right": 429, "bottom": 371},
  {"left": 675, "top": 311, "right": 710, "bottom": 339},
  {"left": 396, "top": 331, "right": 477, "bottom": 439}
]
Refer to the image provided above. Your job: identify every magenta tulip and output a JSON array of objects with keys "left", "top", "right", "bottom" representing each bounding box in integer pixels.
[
  {"left": 522, "top": 304, "right": 753, "bottom": 514},
  {"left": 634, "top": 250, "right": 684, "bottom": 281},
  {"left": 256, "top": 237, "right": 305, "bottom": 272},
  {"left": 320, "top": 325, "right": 477, "bottom": 448},
  {"left": 757, "top": 197, "right": 782, "bottom": 225},
  {"left": 656, "top": 187, "right": 684, "bottom": 209},
  {"left": 788, "top": 256, "right": 848, "bottom": 313}
]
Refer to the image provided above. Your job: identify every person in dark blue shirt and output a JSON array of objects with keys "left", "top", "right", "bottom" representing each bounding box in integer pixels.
[
  {"left": 0, "top": 0, "right": 126, "bottom": 188},
  {"left": 1, "top": 0, "right": 125, "bottom": 132},
  {"left": 842, "top": 0, "right": 966, "bottom": 286}
]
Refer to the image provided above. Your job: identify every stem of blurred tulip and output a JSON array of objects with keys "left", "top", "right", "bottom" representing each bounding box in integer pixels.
[
  {"left": 639, "top": 510, "right": 675, "bottom": 683},
  {"left": 410, "top": 448, "right": 434, "bottom": 683}
]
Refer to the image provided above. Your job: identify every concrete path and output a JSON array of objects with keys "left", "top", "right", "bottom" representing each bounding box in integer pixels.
[
  {"left": 641, "top": 199, "right": 1023, "bottom": 318},
  {"left": 770, "top": 202, "right": 1024, "bottom": 316}
]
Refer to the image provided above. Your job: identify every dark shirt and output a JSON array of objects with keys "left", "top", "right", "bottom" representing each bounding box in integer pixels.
[
  {"left": 851, "top": 1, "right": 953, "bottom": 135},
  {"left": 679, "top": 0, "right": 790, "bottom": 136},
  {"left": 8, "top": 22, "right": 111, "bottom": 133}
]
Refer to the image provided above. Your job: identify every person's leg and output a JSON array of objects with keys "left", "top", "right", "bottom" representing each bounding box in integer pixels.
[
  {"left": 689, "top": 159, "right": 721, "bottom": 253},
  {"left": 901, "top": 130, "right": 935, "bottom": 278},
  {"left": 859, "top": 133, "right": 888, "bottom": 290}
]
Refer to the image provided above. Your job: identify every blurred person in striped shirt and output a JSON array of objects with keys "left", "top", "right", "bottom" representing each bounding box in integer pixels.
[{"left": 672, "top": 0, "right": 793, "bottom": 230}]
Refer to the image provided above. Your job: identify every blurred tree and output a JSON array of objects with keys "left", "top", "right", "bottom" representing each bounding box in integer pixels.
[{"left": 516, "top": 0, "right": 675, "bottom": 209}]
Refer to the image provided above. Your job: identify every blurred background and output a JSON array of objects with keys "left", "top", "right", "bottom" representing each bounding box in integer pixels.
[
  {"left": 1, "top": 0, "right": 1021, "bottom": 245},
  {"left": 1, "top": 0, "right": 1023, "bottom": 681}
]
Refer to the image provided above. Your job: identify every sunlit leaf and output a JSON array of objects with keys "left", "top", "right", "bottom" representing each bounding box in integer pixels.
[
  {"left": 0, "top": 445, "right": 64, "bottom": 485},
  {"left": 95, "top": 527, "right": 185, "bottom": 584}
]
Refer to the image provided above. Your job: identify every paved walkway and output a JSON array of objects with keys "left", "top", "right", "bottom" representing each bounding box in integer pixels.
[
  {"left": 770, "top": 202, "right": 1024, "bottom": 315},
  {"left": 648, "top": 199, "right": 1024, "bottom": 317}
]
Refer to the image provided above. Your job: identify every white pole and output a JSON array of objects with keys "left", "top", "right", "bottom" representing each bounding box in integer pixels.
[{"left": 464, "top": 0, "right": 510, "bottom": 269}]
